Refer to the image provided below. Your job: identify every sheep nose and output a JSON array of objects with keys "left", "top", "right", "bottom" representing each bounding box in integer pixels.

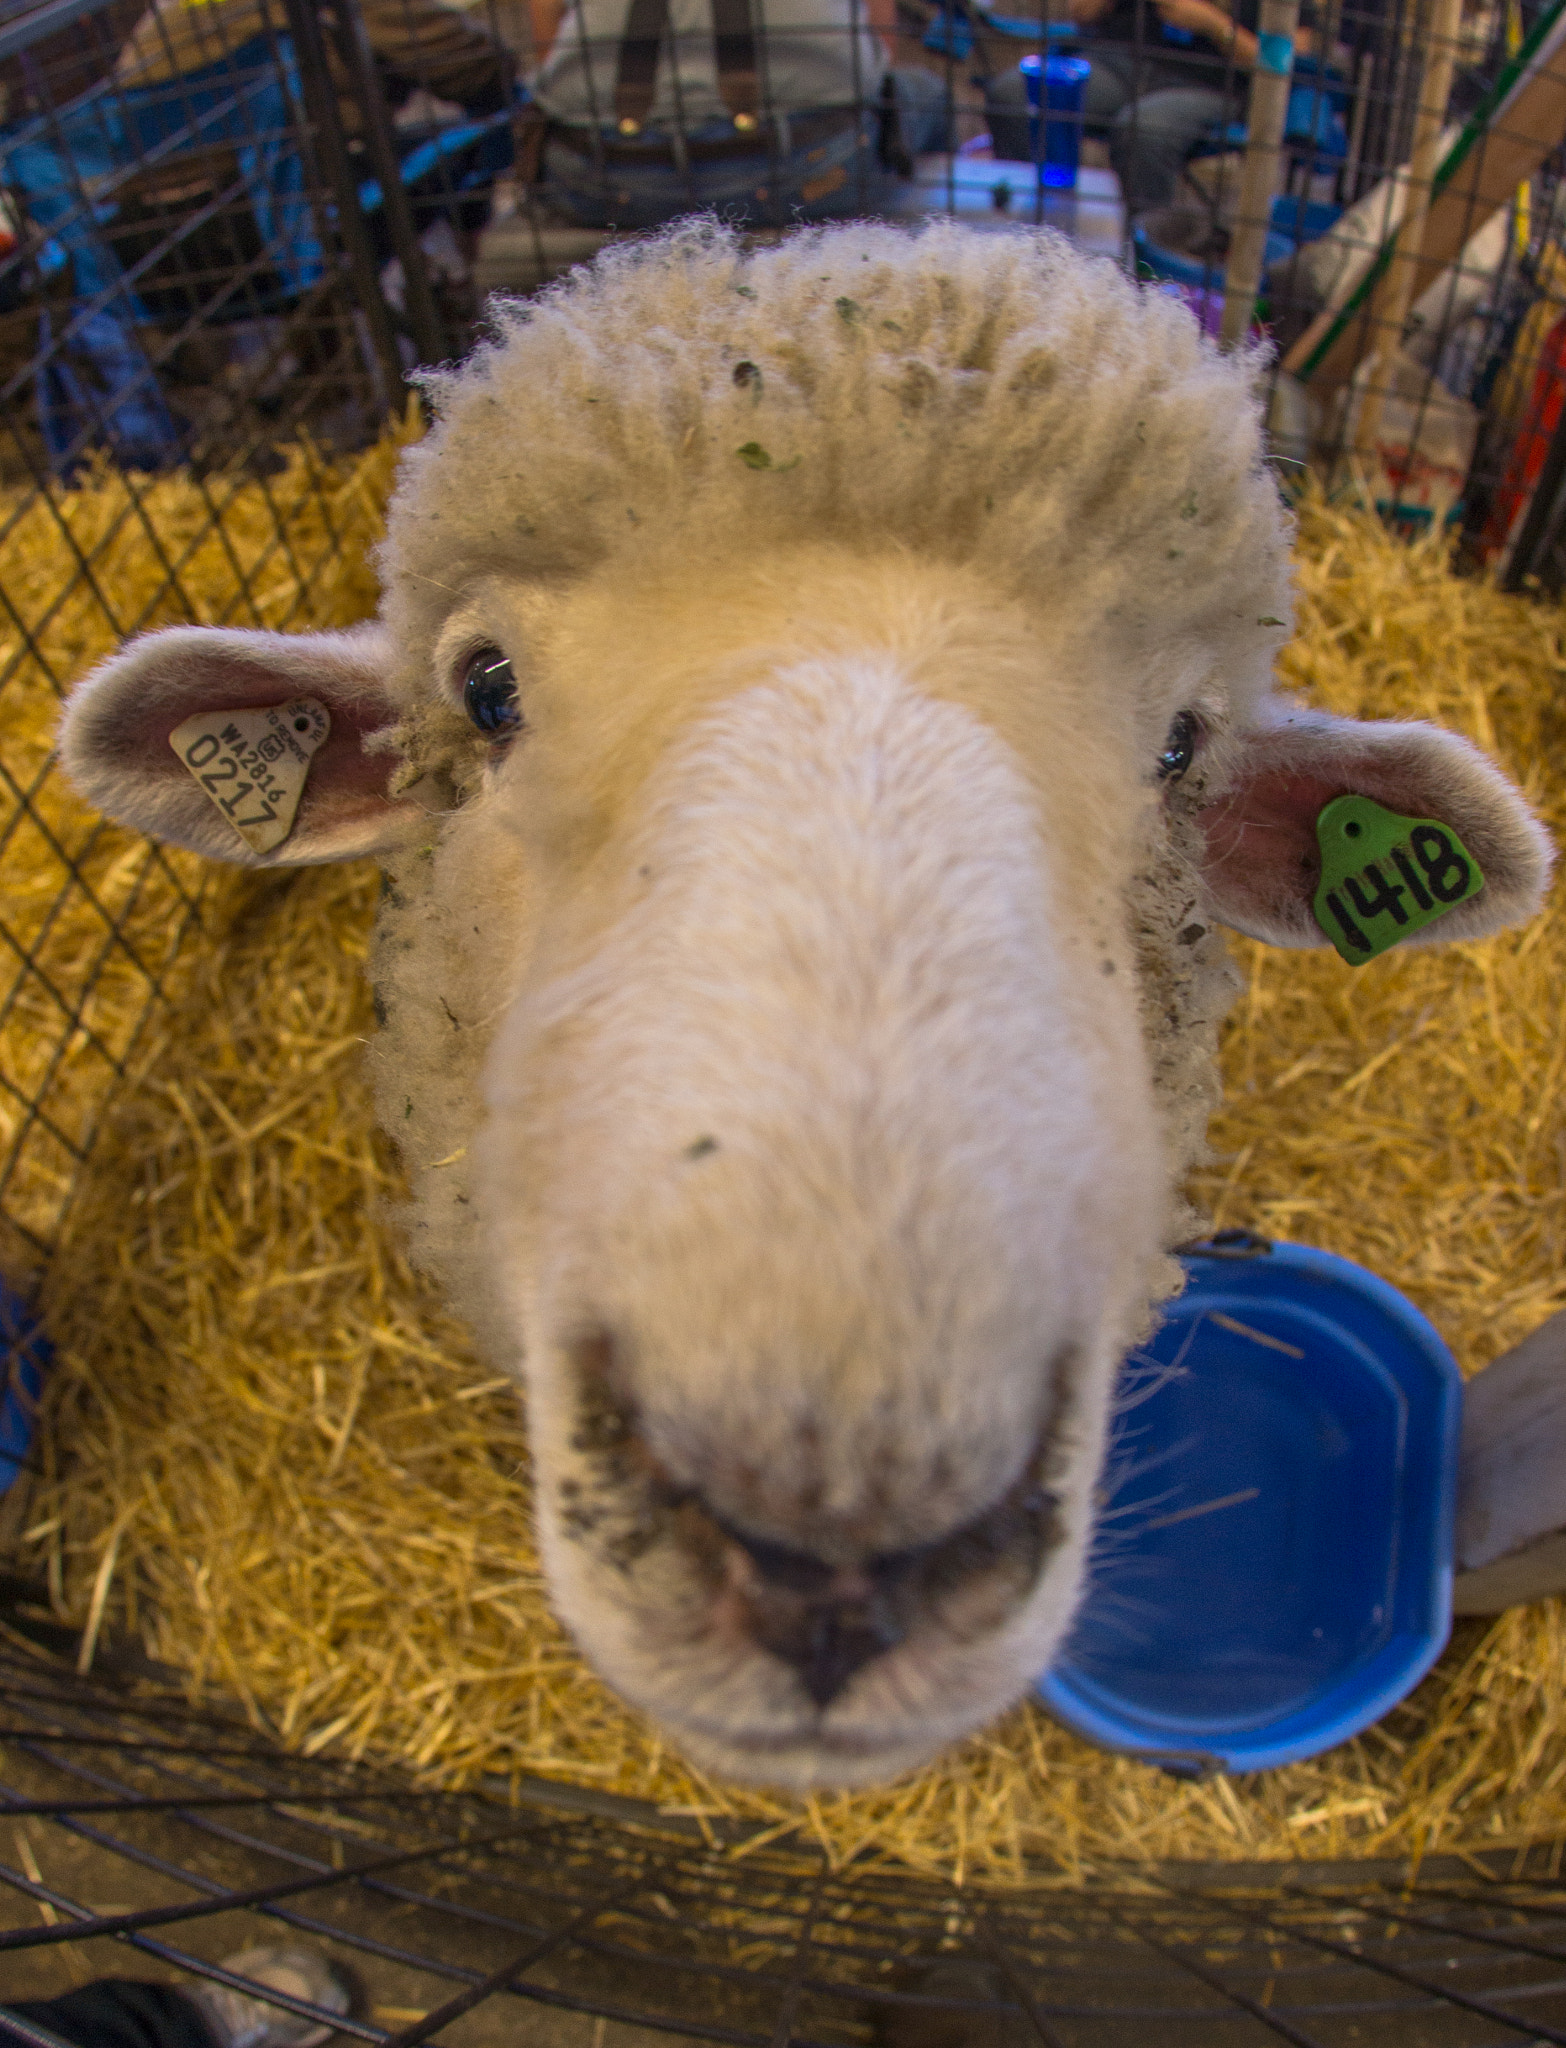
[
  {"left": 694, "top": 1465, "right": 1062, "bottom": 1709},
  {"left": 720, "top": 1524, "right": 915, "bottom": 1708},
  {"left": 790, "top": 1601, "right": 906, "bottom": 1709}
]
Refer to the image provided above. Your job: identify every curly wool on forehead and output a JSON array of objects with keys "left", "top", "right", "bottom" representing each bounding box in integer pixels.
[{"left": 377, "top": 216, "right": 1292, "bottom": 705}]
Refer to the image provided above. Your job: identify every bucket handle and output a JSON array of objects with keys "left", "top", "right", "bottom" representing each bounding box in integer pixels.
[{"left": 1174, "top": 1228, "right": 1274, "bottom": 1260}]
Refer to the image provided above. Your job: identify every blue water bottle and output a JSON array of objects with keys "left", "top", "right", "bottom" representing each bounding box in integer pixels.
[{"left": 1020, "top": 36, "right": 1092, "bottom": 190}]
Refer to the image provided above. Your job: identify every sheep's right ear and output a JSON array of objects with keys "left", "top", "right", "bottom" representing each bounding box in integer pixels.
[
  {"left": 58, "top": 624, "right": 430, "bottom": 866},
  {"left": 1193, "top": 705, "right": 1555, "bottom": 950}
]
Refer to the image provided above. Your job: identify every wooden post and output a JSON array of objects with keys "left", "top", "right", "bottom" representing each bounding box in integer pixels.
[
  {"left": 1453, "top": 1307, "right": 1566, "bottom": 1614},
  {"left": 1352, "top": 0, "right": 1464, "bottom": 457},
  {"left": 1219, "top": 0, "right": 1300, "bottom": 349},
  {"left": 1285, "top": 0, "right": 1566, "bottom": 390}
]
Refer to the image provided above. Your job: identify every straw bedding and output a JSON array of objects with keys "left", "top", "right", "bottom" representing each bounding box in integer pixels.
[{"left": 3, "top": 437, "right": 1566, "bottom": 1884}]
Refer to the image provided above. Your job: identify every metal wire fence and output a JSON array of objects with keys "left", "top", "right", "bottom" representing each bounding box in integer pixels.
[
  {"left": 4, "top": 1618, "right": 1566, "bottom": 2045},
  {"left": 3, "top": 0, "right": 1566, "bottom": 2037}
]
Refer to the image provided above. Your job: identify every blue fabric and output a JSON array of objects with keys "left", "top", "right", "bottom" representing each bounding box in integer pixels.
[
  {"left": 0, "top": 36, "right": 324, "bottom": 311},
  {"left": 0, "top": 36, "right": 324, "bottom": 472},
  {"left": 0, "top": 37, "right": 321, "bottom": 471},
  {"left": 1187, "top": 60, "right": 1349, "bottom": 168},
  {"left": 0, "top": 1283, "right": 50, "bottom": 1496},
  {"left": 1284, "top": 74, "right": 1348, "bottom": 164},
  {"left": 359, "top": 109, "right": 517, "bottom": 212},
  {"left": 359, "top": 106, "right": 516, "bottom": 253},
  {"left": 35, "top": 301, "right": 182, "bottom": 475},
  {"left": 922, "top": 7, "right": 974, "bottom": 59}
]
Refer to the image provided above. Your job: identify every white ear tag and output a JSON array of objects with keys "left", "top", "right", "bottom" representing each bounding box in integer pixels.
[{"left": 168, "top": 700, "right": 331, "bottom": 855}]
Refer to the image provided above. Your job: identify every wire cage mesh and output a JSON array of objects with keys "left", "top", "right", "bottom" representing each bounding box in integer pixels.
[
  {"left": 7, "top": 1619, "right": 1566, "bottom": 2046},
  {"left": 4, "top": 0, "right": 1566, "bottom": 2039},
  {"left": 0, "top": 0, "right": 522, "bottom": 1296}
]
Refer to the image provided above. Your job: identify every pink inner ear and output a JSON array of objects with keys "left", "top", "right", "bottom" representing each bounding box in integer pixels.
[
  {"left": 1195, "top": 752, "right": 1460, "bottom": 938},
  {"left": 146, "top": 655, "right": 397, "bottom": 818},
  {"left": 1197, "top": 767, "right": 1349, "bottom": 897}
]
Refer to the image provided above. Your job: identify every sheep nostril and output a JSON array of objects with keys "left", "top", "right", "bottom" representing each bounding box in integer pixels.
[
  {"left": 748, "top": 1589, "right": 909, "bottom": 1709},
  {"left": 719, "top": 1522, "right": 840, "bottom": 1596},
  {"left": 684, "top": 1456, "right": 1063, "bottom": 1712},
  {"left": 797, "top": 1602, "right": 906, "bottom": 1709},
  {"left": 709, "top": 1516, "right": 910, "bottom": 1706}
]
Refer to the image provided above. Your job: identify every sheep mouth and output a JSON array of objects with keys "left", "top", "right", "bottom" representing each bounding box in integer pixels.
[
  {"left": 677, "top": 1447, "right": 1064, "bottom": 1695},
  {"left": 554, "top": 1334, "right": 1074, "bottom": 1724}
]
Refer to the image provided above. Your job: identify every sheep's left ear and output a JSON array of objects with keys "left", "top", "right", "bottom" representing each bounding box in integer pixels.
[
  {"left": 1194, "top": 706, "right": 1555, "bottom": 949},
  {"left": 58, "top": 623, "right": 429, "bottom": 867}
]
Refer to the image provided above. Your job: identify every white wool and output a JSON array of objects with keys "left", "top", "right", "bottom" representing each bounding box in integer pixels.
[
  {"left": 351, "top": 216, "right": 1301, "bottom": 1788},
  {"left": 377, "top": 219, "right": 1290, "bottom": 727},
  {"left": 370, "top": 218, "right": 1290, "bottom": 1318}
]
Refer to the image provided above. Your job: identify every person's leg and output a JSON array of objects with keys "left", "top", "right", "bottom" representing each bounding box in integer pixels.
[
  {"left": 984, "top": 56, "right": 1130, "bottom": 164},
  {"left": 887, "top": 65, "right": 954, "bottom": 157},
  {"left": 1109, "top": 84, "right": 1232, "bottom": 213},
  {"left": 4, "top": 1979, "right": 217, "bottom": 2048},
  {"left": 1080, "top": 56, "right": 1137, "bottom": 129}
]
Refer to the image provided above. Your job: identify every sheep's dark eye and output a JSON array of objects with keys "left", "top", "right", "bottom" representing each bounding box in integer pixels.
[
  {"left": 1158, "top": 709, "right": 1199, "bottom": 781},
  {"left": 463, "top": 646, "right": 522, "bottom": 738}
]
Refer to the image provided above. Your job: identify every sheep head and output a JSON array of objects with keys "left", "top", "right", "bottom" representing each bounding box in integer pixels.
[{"left": 60, "top": 221, "right": 1553, "bottom": 1789}]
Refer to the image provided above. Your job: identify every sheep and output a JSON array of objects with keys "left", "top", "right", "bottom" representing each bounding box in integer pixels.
[{"left": 59, "top": 218, "right": 1554, "bottom": 1792}]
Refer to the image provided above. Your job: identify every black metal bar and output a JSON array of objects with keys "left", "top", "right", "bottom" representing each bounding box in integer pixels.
[
  {"left": 973, "top": 1912, "right": 1077, "bottom": 2048},
  {"left": 1150, "top": 1879, "right": 1566, "bottom": 2046},
  {"left": 0, "top": 0, "right": 123, "bottom": 64},
  {"left": 323, "top": 0, "right": 447, "bottom": 367},
  {"left": 1399, "top": 1880, "right": 1566, "bottom": 1919},
  {"left": 1268, "top": 1880, "right": 1566, "bottom": 1968},
  {"left": 109, "top": 1935, "right": 388, "bottom": 2045},
  {"left": 0, "top": 2011, "right": 84, "bottom": 2048},
  {"left": 0, "top": 1789, "right": 456, "bottom": 1816},
  {"left": 0, "top": 1730, "right": 357, "bottom": 1758},
  {"left": 0, "top": 1817, "right": 548, "bottom": 1951},
  {"left": 379, "top": 1869, "right": 654, "bottom": 2048},
  {"left": 1098, "top": 1896, "right": 1337, "bottom": 2048},
  {"left": 764, "top": 1866, "right": 831, "bottom": 2048},
  {"left": 277, "top": 0, "right": 406, "bottom": 400}
]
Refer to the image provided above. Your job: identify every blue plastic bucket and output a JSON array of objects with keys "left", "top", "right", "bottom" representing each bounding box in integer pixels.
[
  {"left": 1270, "top": 191, "right": 1343, "bottom": 245},
  {"left": 1134, "top": 212, "right": 1295, "bottom": 291},
  {"left": 1037, "top": 1238, "right": 1460, "bottom": 1775}
]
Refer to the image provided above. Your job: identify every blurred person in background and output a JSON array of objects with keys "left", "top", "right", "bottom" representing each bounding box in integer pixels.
[
  {"left": 987, "top": 0, "right": 1300, "bottom": 215},
  {"left": 524, "top": 0, "right": 969, "bottom": 227},
  {"left": 116, "top": 0, "right": 515, "bottom": 126}
]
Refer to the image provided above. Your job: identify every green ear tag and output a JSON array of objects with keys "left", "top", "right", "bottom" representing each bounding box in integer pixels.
[{"left": 1313, "top": 794, "right": 1484, "bottom": 965}]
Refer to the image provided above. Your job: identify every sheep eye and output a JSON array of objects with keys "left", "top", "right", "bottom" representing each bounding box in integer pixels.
[
  {"left": 463, "top": 646, "right": 522, "bottom": 738},
  {"left": 1158, "top": 709, "right": 1199, "bottom": 781}
]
